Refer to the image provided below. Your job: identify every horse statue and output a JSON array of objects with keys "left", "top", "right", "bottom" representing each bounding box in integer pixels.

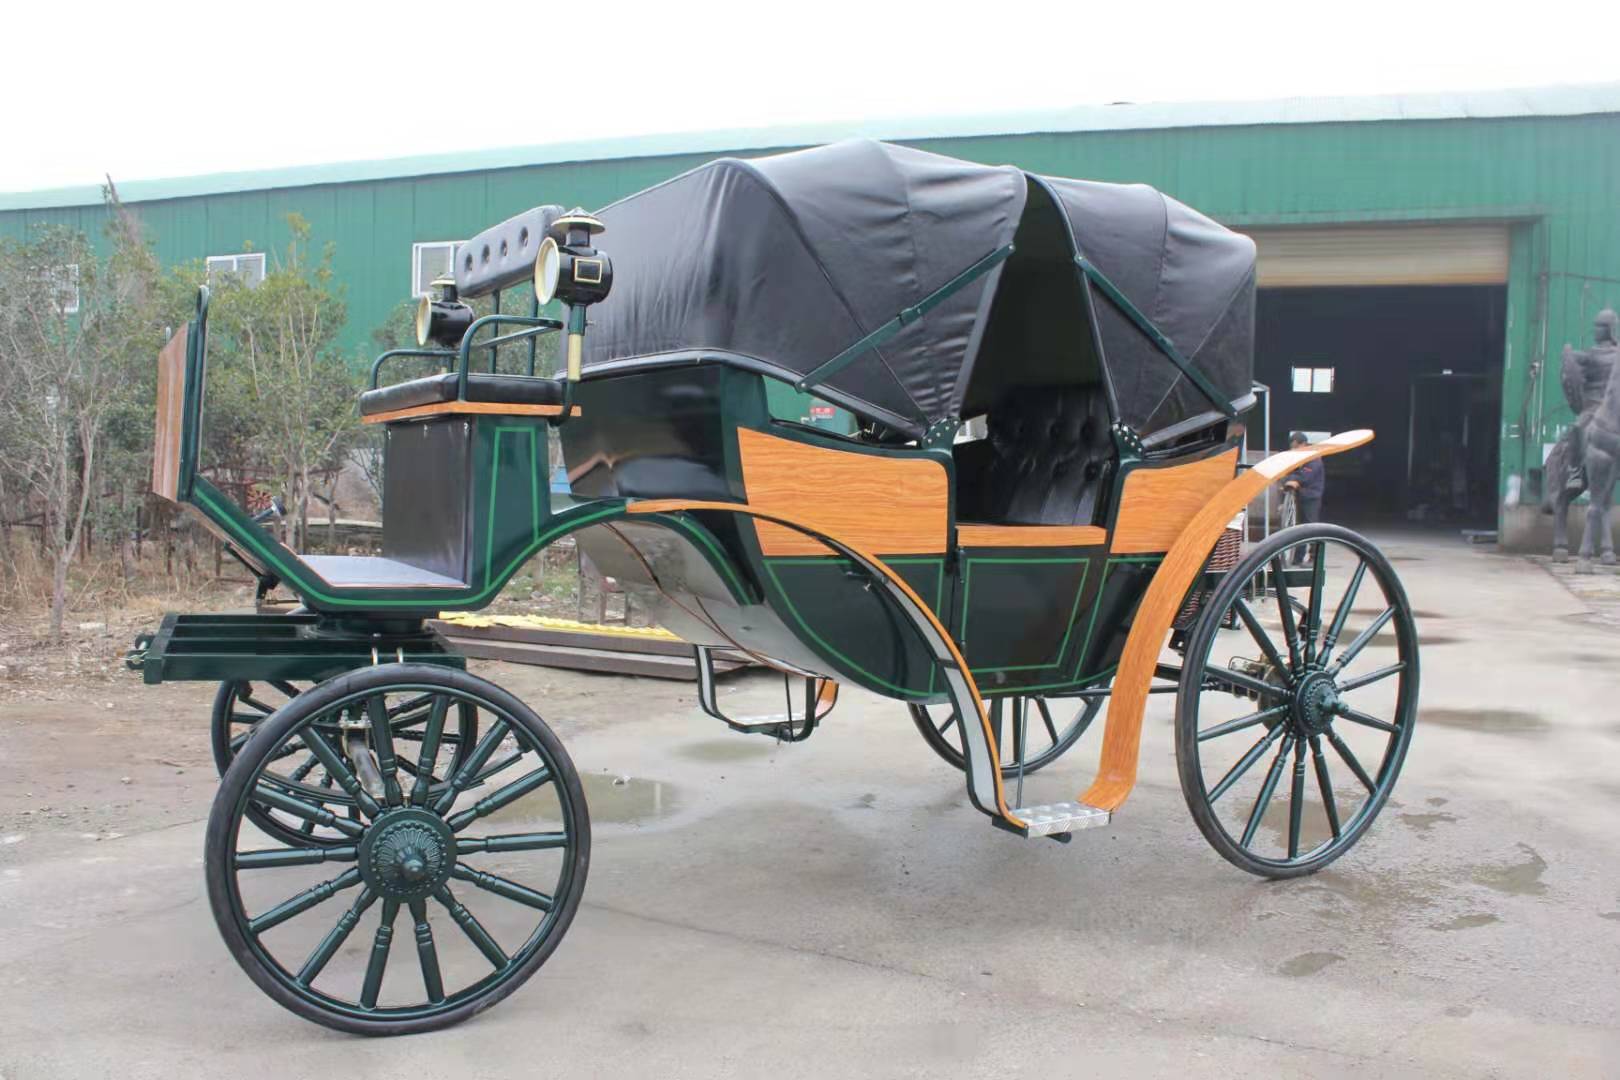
[{"left": 1545, "top": 308, "right": 1619, "bottom": 571}]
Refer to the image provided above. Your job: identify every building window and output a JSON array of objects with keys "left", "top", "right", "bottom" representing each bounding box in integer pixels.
[
  {"left": 1291, "top": 366, "right": 1335, "bottom": 393},
  {"left": 49, "top": 264, "right": 80, "bottom": 314},
  {"left": 412, "top": 241, "right": 461, "bottom": 297},
  {"left": 206, "top": 253, "right": 267, "bottom": 288}
]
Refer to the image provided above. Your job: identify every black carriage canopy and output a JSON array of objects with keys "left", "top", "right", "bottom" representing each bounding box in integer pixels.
[{"left": 584, "top": 139, "right": 1256, "bottom": 443}]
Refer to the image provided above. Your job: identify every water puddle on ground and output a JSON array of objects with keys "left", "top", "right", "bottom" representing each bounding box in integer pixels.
[
  {"left": 1399, "top": 811, "right": 1459, "bottom": 832},
  {"left": 1467, "top": 843, "right": 1549, "bottom": 896},
  {"left": 1257, "top": 797, "right": 1345, "bottom": 854},
  {"left": 1278, "top": 951, "right": 1343, "bottom": 976},
  {"left": 675, "top": 738, "right": 777, "bottom": 763},
  {"left": 1431, "top": 913, "right": 1500, "bottom": 931},
  {"left": 1420, "top": 708, "right": 1548, "bottom": 735}
]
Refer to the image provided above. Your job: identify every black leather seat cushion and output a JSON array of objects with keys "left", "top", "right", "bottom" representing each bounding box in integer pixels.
[
  {"left": 955, "top": 386, "right": 1114, "bottom": 525},
  {"left": 359, "top": 373, "right": 566, "bottom": 416}
]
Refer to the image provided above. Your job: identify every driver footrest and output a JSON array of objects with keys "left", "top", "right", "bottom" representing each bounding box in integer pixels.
[{"left": 1010, "top": 801, "right": 1111, "bottom": 838}]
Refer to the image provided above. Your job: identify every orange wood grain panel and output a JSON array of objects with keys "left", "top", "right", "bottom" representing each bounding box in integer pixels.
[
  {"left": 361, "top": 401, "right": 578, "bottom": 425},
  {"left": 1079, "top": 430, "right": 1374, "bottom": 813},
  {"left": 956, "top": 524, "right": 1106, "bottom": 548},
  {"left": 1110, "top": 447, "right": 1240, "bottom": 554},
  {"left": 737, "top": 427, "right": 949, "bottom": 556},
  {"left": 151, "top": 326, "right": 188, "bottom": 503}
]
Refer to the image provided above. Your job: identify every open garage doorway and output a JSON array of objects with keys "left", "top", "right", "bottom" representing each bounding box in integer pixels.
[
  {"left": 1251, "top": 284, "right": 1505, "bottom": 528},
  {"left": 1241, "top": 224, "right": 1511, "bottom": 531}
]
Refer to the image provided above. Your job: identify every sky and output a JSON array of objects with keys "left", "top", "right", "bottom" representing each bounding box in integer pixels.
[{"left": 5, "top": 0, "right": 1612, "bottom": 194}]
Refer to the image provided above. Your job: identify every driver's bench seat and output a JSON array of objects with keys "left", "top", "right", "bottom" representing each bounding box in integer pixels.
[{"left": 358, "top": 372, "right": 566, "bottom": 419}]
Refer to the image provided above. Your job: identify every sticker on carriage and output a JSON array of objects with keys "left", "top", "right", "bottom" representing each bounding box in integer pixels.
[{"left": 126, "top": 139, "right": 1418, "bottom": 1035}]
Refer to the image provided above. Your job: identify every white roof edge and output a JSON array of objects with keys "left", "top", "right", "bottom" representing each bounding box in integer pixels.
[{"left": 5, "top": 81, "right": 1617, "bottom": 212}]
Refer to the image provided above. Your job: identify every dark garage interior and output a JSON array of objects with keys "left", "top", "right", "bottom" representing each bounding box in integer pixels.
[{"left": 1249, "top": 284, "right": 1505, "bottom": 529}]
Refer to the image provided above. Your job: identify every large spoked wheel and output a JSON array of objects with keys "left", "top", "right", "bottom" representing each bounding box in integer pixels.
[
  {"left": 206, "top": 664, "right": 589, "bottom": 1035},
  {"left": 210, "top": 678, "right": 478, "bottom": 850},
  {"left": 909, "top": 692, "right": 1102, "bottom": 778},
  {"left": 1176, "top": 524, "right": 1418, "bottom": 879}
]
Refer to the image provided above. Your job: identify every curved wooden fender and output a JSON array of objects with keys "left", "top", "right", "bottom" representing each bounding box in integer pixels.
[
  {"left": 628, "top": 498, "right": 1018, "bottom": 827},
  {"left": 1078, "top": 429, "right": 1375, "bottom": 813}
]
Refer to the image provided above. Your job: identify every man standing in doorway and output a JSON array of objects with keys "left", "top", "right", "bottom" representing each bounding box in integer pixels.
[{"left": 1285, "top": 431, "right": 1324, "bottom": 565}]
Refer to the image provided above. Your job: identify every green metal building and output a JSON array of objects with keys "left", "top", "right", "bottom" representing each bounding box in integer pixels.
[{"left": 4, "top": 83, "right": 1617, "bottom": 548}]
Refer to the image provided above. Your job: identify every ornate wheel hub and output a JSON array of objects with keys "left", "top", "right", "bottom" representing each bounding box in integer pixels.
[
  {"left": 358, "top": 808, "right": 456, "bottom": 901},
  {"left": 1293, "top": 671, "right": 1339, "bottom": 736}
]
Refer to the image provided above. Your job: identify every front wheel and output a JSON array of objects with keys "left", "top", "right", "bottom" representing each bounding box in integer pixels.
[
  {"left": 1175, "top": 524, "right": 1418, "bottom": 879},
  {"left": 206, "top": 665, "right": 590, "bottom": 1035}
]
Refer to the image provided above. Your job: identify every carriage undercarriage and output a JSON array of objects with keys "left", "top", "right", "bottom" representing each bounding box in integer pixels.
[{"left": 127, "top": 142, "right": 1419, "bottom": 1034}]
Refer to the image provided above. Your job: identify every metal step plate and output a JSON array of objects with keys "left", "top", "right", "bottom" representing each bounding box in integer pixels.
[{"left": 1011, "top": 801, "right": 1111, "bottom": 837}]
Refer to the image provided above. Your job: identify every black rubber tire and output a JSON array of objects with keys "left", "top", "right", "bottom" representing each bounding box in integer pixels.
[
  {"left": 206, "top": 664, "right": 590, "bottom": 1035},
  {"left": 1175, "top": 524, "right": 1419, "bottom": 879}
]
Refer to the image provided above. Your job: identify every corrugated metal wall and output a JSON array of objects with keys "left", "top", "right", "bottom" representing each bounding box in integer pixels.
[{"left": 3, "top": 114, "right": 1617, "bottom": 538}]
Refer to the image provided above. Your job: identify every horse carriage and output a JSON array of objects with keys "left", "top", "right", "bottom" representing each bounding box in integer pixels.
[{"left": 128, "top": 140, "right": 1419, "bottom": 1035}]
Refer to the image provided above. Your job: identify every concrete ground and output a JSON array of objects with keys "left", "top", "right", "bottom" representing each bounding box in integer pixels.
[{"left": 2, "top": 531, "right": 1618, "bottom": 1079}]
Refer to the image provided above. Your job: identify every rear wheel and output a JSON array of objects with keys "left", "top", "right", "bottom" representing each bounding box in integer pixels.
[
  {"left": 206, "top": 664, "right": 589, "bottom": 1035},
  {"left": 1175, "top": 524, "right": 1418, "bottom": 878},
  {"left": 909, "top": 692, "right": 1102, "bottom": 778},
  {"left": 211, "top": 678, "right": 477, "bottom": 849}
]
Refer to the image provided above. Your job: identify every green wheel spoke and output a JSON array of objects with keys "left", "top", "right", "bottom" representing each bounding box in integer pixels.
[
  {"left": 408, "top": 898, "right": 445, "bottom": 1004},
  {"left": 287, "top": 752, "right": 321, "bottom": 784},
  {"left": 1335, "top": 705, "right": 1398, "bottom": 734},
  {"left": 1329, "top": 606, "right": 1395, "bottom": 676},
  {"left": 452, "top": 864, "right": 555, "bottom": 912},
  {"left": 1271, "top": 557, "right": 1303, "bottom": 672},
  {"left": 1240, "top": 735, "right": 1294, "bottom": 849},
  {"left": 1198, "top": 703, "right": 1287, "bottom": 742},
  {"left": 457, "top": 831, "right": 569, "bottom": 854},
  {"left": 938, "top": 711, "right": 959, "bottom": 736},
  {"left": 1310, "top": 735, "right": 1342, "bottom": 839},
  {"left": 1206, "top": 724, "right": 1286, "bottom": 804},
  {"left": 238, "top": 692, "right": 278, "bottom": 716},
  {"left": 1318, "top": 561, "right": 1369, "bottom": 667},
  {"left": 1232, "top": 599, "right": 1291, "bottom": 685},
  {"left": 1203, "top": 664, "right": 1282, "bottom": 699},
  {"left": 1325, "top": 729, "right": 1376, "bottom": 791},
  {"left": 410, "top": 697, "right": 450, "bottom": 807},
  {"left": 360, "top": 899, "right": 400, "bottom": 1009},
  {"left": 296, "top": 887, "right": 377, "bottom": 986},
  {"left": 448, "top": 767, "right": 552, "bottom": 832},
  {"left": 366, "top": 696, "right": 405, "bottom": 808},
  {"left": 1036, "top": 698, "right": 1060, "bottom": 744},
  {"left": 1303, "top": 544, "right": 1327, "bottom": 665},
  {"left": 433, "top": 885, "right": 509, "bottom": 970},
  {"left": 1287, "top": 738, "right": 1307, "bottom": 859},
  {"left": 1338, "top": 662, "right": 1405, "bottom": 693},
  {"left": 248, "top": 867, "right": 362, "bottom": 935},
  {"left": 254, "top": 782, "right": 365, "bottom": 837},
  {"left": 434, "top": 719, "right": 511, "bottom": 815},
  {"left": 298, "top": 728, "right": 383, "bottom": 819},
  {"left": 473, "top": 750, "right": 525, "bottom": 785},
  {"left": 236, "top": 845, "right": 357, "bottom": 870}
]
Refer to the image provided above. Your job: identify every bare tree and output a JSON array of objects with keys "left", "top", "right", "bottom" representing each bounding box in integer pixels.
[{"left": 0, "top": 199, "right": 160, "bottom": 636}]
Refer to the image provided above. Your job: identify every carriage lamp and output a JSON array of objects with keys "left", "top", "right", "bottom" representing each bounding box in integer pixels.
[
  {"left": 415, "top": 277, "right": 475, "bottom": 348},
  {"left": 533, "top": 209, "right": 612, "bottom": 381}
]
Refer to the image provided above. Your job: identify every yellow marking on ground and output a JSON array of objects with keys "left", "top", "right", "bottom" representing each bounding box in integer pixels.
[{"left": 436, "top": 613, "right": 682, "bottom": 641}]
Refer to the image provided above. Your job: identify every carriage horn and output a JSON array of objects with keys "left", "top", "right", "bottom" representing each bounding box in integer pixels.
[
  {"left": 415, "top": 277, "right": 475, "bottom": 348},
  {"left": 534, "top": 208, "right": 612, "bottom": 381}
]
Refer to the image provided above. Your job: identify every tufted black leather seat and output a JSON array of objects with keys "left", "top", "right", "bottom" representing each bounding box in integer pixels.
[
  {"left": 358, "top": 373, "right": 566, "bottom": 417},
  {"left": 954, "top": 386, "right": 1115, "bottom": 526}
]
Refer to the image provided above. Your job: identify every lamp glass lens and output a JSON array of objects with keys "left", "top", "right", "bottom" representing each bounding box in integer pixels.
[
  {"left": 535, "top": 238, "right": 562, "bottom": 304},
  {"left": 415, "top": 295, "right": 432, "bottom": 346}
]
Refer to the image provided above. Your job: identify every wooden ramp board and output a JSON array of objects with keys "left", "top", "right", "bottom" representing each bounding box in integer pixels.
[{"left": 430, "top": 616, "right": 753, "bottom": 681}]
